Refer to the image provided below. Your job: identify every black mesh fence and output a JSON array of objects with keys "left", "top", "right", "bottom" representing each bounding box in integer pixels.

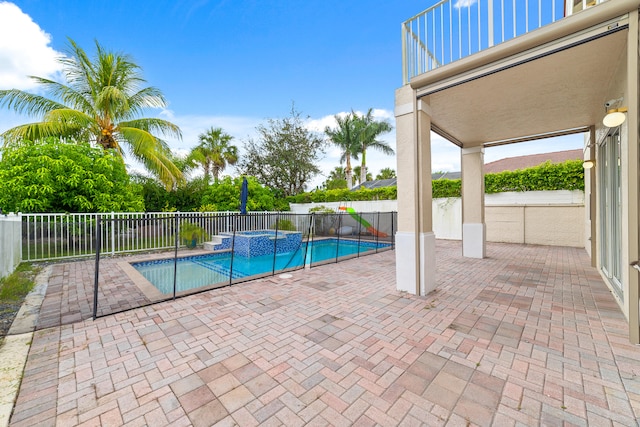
[{"left": 92, "top": 211, "right": 396, "bottom": 319}]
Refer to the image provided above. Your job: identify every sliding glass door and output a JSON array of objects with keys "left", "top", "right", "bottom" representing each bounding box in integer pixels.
[{"left": 599, "top": 128, "right": 622, "bottom": 296}]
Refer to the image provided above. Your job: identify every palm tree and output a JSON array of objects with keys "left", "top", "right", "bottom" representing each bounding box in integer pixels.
[
  {"left": 376, "top": 167, "right": 396, "bottom": 180},
  {"left": 353, "top": 166, "right": 372, "bottom": 184},
  {"left": 0, "top": 39, "right": 183, "bottom": 189},
  {"left": 188, "top": 127, "right": 238, "bottom": 182},
  {"left": 324, "top": 113, "right": 360, "bottom": 189},
  {"left": 353, "top": 109, "right": 394, "bottom": 185}
]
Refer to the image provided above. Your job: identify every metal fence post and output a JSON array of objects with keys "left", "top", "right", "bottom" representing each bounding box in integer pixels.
[
  {"left": 92, "top": 215, "right": 102, "bottom": 320},
  {"left": 229, "top": 213, "right": 236, "bottom": 286},
  {"left": 272, "top": 213, "right": 279, "bottom": 275},
  {"left": 173, "top": 214, "right": 179, "bottom": 300},
  {"left": 392, "top": 212, "right": 396, "bottom": 249}
]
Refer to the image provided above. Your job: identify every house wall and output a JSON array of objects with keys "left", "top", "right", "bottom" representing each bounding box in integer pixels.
[
  {"left": 593, "top": 23, "right": 635, "bottom": 321},
  {"left": 0, "top": 214, "right": 22, "bottom": 280},
  {"left": 290, "top": 190, "right": 585, "bottom": 247}
]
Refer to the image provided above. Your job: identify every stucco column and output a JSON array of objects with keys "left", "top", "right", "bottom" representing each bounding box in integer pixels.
[
  {"left": 395, "top": 86, "right": 436, "bottom": 296},
  {"left": 461, "top": 146, "right": 486, "bottom": 258}
]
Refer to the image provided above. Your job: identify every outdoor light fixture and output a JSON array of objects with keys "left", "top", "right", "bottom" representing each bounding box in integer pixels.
[
  {"left": 603, "top": 97, "right": 627, "bottom": 127},
  {"left": 583, "top": 160, "right": 595, "bottom": 169}
]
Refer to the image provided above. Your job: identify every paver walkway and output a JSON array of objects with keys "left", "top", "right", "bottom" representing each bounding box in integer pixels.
[{"left": 9, "top": 241, "right": 640, "bottom": 426}]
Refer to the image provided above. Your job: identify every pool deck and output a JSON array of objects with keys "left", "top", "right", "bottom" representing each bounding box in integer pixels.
[{"left": 8, "top": 240, "right": 640, "bottom": 426}]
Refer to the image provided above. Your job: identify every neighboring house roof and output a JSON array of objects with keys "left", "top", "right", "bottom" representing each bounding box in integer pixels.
[
  {"left": 352, "top": 178, "right": 397, "bottom": 191},
  {"left": 351, "top": 172, "right": 461, "bottom": 191},
  {"left": 483, "top": 149, "right": 582, "bottom": 174}
]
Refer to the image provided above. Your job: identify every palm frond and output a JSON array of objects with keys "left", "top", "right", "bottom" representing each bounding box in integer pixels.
[
  {"left": 119, "top": 118, "right": 182, "bottom": 140},
  {"left": 0, "top": 90, "right": 66, "bottom": 117},
  {"left": 2, "top": 121, "right": 82, "bottom": 145},
  {"left": 118, "top": 126, "right": 183, "bottom": 188},
  {"left": 95, "top": 86, "right": 131, "bottom": 121},
  {"left": 127, "top": 86, "right": 167, "bottom": 113}
]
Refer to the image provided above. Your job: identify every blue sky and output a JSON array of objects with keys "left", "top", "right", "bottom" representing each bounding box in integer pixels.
[{"left": 0, "top": 0, "right": 582, "bottom": 188}]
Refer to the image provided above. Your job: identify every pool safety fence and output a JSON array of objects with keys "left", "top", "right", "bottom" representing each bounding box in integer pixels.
[{"left": 92, "top": 211, "right": 397, "bottom": 319}]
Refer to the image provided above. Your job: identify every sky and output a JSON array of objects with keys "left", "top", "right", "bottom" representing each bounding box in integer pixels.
[{"left": 0, "top": 0, "right": 583, "bottom": 189}]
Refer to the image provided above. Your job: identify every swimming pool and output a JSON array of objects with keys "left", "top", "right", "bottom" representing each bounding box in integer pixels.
[{"left": 132, "top": 238, "right": 390, "bottom": 294}]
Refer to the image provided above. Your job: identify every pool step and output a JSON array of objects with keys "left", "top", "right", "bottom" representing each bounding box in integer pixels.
[{"left": 203, "top": 235, "right": 232, "bottom": 251}]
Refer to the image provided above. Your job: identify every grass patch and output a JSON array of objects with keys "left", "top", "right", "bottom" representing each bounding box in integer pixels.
[{"left": 0, "top": 263, "right": 40, "bottom": 301}]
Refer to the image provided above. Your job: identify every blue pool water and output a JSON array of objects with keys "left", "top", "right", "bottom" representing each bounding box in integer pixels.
[{"left": 132, "top": 238, "right": 390, "bottom": 294}]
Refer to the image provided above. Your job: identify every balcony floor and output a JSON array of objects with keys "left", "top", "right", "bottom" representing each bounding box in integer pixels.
[{"left": 8, "top": 240, "right": 640, "bottom": 426}]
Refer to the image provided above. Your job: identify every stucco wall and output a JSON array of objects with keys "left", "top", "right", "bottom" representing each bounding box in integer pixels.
[
  {"left": 486, "top": 205, "right": 584, "bottom": 247},
  {"left": 289, "top": 190, "right": 585, "bottom": 247},
  {"left": 0, "top": 214, "right": 22, "bottom": 280}
]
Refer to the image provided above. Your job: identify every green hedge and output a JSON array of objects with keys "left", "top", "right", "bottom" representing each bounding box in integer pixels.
[
  {"left": 484, "top": 160, "right": 584, "bottom": 193},
  {"left": 290, "top": 160, "right": 584, "bottom": 203}
]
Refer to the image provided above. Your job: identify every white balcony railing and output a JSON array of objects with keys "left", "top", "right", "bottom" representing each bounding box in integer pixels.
[{"left": 402, "top": 0, "right": 606, "bottom": 84}]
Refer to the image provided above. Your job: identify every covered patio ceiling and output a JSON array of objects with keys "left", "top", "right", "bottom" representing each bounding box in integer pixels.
[{"left": 414, "top": 25, "right": 628, "bottom": 148}]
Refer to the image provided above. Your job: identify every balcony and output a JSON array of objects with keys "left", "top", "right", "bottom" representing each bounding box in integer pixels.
[{"left": 402, "top": 0, "right": 608, "bottom": 84}]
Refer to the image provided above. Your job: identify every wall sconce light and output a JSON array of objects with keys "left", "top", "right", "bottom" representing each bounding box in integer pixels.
[
  {"left": 583, "top": 160, "right": 595, "bottom": 169},
  {"left": 603, "top": 97, "right": 627, "bottom": 127}
]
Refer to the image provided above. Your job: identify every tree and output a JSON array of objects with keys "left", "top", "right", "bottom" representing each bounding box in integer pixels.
[
  {"left": 376, "top": 167, "right": 396, "bottom": 180},
  {"left": 0, "top": 39, "right": 183, "bottom": 189},
  {"left": 187, "top": 127, "right": 238, "bottom": 182},
  {"left": 134, "top": 174, "right": 208, "bottom": 212},
  {"left": 353, "top": 109, "right": 394, "bottom": 184},
  {"left": 323, "top": 166, "right": 348, "bottom": 190},
  {"left": 238, "top": 107, "right": 325, "bottom": 197},
  {"left": 0, "top": 139, "right": 144, "bottom": 213},
  {"left": 353, "top": 166, "right": 372, "bottom": 184},
  {"left": 324, "top": 113, "right": 360, "bottom": 189}
]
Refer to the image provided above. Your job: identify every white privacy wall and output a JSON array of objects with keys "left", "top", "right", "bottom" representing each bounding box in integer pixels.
[{"left": 290, "top": 190, "right": 585, "bottom": 247}]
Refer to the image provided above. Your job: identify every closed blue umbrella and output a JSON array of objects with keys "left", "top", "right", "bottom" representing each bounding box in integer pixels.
[{"left": 240, "top": 177, "right": 248, "bottom": 215}]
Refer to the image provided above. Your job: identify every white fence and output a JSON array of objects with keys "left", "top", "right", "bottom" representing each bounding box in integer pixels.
[
  {"left": 21, "top": 211, "right": 305, "bottom": 261},
  {"left": 0, "top": 214, "right": 22, "bottom": 280}
]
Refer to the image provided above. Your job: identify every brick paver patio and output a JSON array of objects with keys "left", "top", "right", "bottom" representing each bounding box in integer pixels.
[{"left": 9, "top": 240, "right": 640, "bottom": 426}]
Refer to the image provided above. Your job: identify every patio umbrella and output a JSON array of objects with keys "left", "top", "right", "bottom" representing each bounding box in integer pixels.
[{"left": 240, "top": 177, "right": 248, "bottom": 215}]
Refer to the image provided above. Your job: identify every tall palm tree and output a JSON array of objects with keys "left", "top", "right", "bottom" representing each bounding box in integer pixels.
[
  {"left": 353, "top": 166, "right": 372, "bottom": 184},
  {"left": 188, "top": 127, "right": 238, "bottom": 182},
  {"left": 354, "top": 109, "right": 394, "bottom": 185},
  {"left": 324, "top": 113, "right": 360, "bottom": 189},
  {"left": 0, "top": 39, "right": 183, "bottom": 189}
]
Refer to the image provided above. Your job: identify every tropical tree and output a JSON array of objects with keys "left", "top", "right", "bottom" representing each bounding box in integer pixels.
[
  {"left": 0, "top": 38, "right": 183, "bottom": 189},
  {"left": 353, "top": 166, "right": 372, "bottom": 184},
  {"left": 376, "top": 167, "right": 396, "bottom": 180},
  {"left": 0, "top": 139, "right": 144, "bottom": 213},
  {"left": 353, "top": 109, "right": 394, "bottom": 185},
  {"left": 239, "top": 106, "right": 325, "bottom": 197},
  {"left": 187, "top": 127, "right": 238, "bottom": 182},
  {"left": 323, "top": 166, "right": 348, "bottom": 190},
  {"left": 200, "top": 176, "right": 289, "bottom": 211},
  {"left": 324, "top": 113, "right": 360, "bottom": 189}
]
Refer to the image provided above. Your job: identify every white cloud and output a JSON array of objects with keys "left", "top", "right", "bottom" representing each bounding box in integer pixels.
[
  {"left": 454, "top": 0, "right": 478, "bottom": 8},
  {"left": 0, "top": 2, "right": 64, "bottom": 90}
]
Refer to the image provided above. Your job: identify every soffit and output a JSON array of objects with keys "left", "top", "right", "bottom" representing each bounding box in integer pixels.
[{"left": 419, "top": 27, "right": 628, "bottom": 147}]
